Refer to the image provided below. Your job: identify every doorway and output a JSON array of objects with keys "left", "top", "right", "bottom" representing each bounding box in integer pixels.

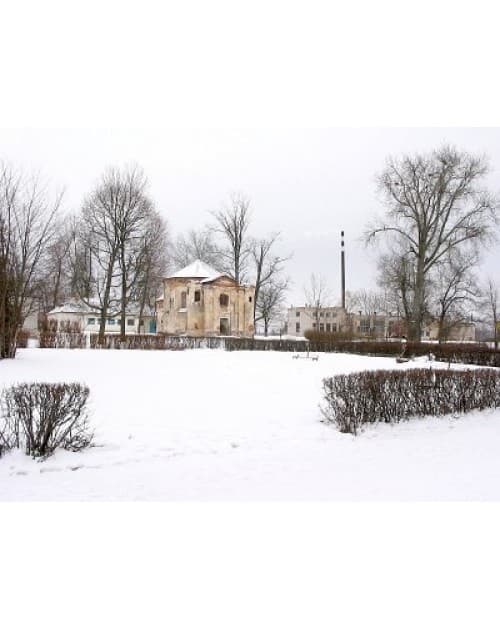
[{"left": 220, "top": 317, "right": 230, "bottom": 335}]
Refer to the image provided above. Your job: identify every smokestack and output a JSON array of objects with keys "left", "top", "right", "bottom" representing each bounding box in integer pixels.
[{"left": 341, "top": 230, "right": 345, "bottom": 310}]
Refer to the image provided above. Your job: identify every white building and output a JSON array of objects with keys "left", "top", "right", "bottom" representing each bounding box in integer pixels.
[
  {"left": 287, "top": 305, "right": 476, "bottom": 341},
  {"left": 47, "top": 300, "right": 156, "bottom": 334},
  {"left": 287, "top": 306, "right": 350, "bottom": 337}
]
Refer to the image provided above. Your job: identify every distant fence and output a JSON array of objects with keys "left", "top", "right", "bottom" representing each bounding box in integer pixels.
[
  {"left": 225, "top": 337, "right": 500, "bottom": 367},
  {"left": 39, "top": 332, "right": 226, "bottom": 350},
  {"left": 34, "top": 332, "right": 500, "bottom": 367},
  {"left": 39, "top": 332, "right": 87, "bottom": 349},
  {"left": 89, "top": 334, "right": 225, "bottom": 350}
]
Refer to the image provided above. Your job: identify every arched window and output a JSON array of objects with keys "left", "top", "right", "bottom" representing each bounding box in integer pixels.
[{"left": 219, "top": 293, "right": 229, "bottom": 307}]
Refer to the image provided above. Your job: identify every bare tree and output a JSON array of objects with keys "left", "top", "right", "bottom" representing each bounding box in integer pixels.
[
  {"left": 31, "top": 215, "right": 75, "bottom": 314},
  {"left": 211, "top": 192, "right": 252, "bottom": 283},
  {"left": 171, "top": 228, "right": 223, "bottom": 270},
  {"left": 429, "top": 250, "right": 479, "bottom": 342},
  {"left": 0, "top": 161, "right": 62, "bottom": 358},
  {"left": 256, "top": 277, "right": 289, "bottom": 336},
  {"left": 376, "top": 241, "right": 423, "bottom": 337},
  {"left": 73, "top": 166, "right": 157, "bottom": 343},
  {"left": 131, "top": 209, "right": 169, "bottom": 333},
  {"left": 481, "top": 279, "right": 499, "bottom": 349},
  {"left": 250, "top": 233, "right": 290, "bottom": 329},
  {"left": 304, "top": 273, "right": 331, "bottom": 327},
  {"left": 73, "top": 189, "right": 120, "bottom": 345},
  {"left": 347, "top": 288, "right": 389, "bottom": 316},
  {"left": 367, "top": 145, "right": 498, "bottom": 341}
]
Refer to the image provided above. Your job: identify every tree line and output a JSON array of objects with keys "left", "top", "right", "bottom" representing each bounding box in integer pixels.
[
  {"left": 303, "top": 145, "right": 499, "bottom": 346},
  {"left": 365, "top": 145, "right": 499, "bottom": 346},
  {"left": 0, "top": 163, "right": 290, "bottom": 358},
  {"left": 2, "top": 144, "right": 499, "bottom": 359}
]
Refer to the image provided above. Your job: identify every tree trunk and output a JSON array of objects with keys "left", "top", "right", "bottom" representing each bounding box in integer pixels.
[
  {"left": 120, "top": 244, "right": 127, "bottom": 342},
  {"left": 98, "top": 256, "right": 115, "bottom": 346}
]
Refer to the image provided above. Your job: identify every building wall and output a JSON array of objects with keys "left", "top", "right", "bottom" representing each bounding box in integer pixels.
[
  {"left": 287, "top": 306, "right": 476, "bottom": 341},
  {"left": 48, "top": 312, "right": 155, "bottom": 334},
  {"left": 158, "top": 276, "right": 255, "bottom": 336},
  {"left": 287, "top": 306, "right": 350, "bottom": 336}
]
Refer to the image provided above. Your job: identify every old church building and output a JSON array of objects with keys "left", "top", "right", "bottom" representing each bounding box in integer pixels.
[{"left": 156, "top": 260, "right": 255, "bottom": 336}]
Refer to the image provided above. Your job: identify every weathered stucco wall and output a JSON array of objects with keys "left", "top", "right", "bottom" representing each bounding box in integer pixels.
[{"left": 158, "top": 276, "right": 255, "bottom": 336}]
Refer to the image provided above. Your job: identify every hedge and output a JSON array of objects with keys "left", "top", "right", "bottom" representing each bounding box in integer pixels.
[{"left": 322, "top": 367, "right": 500, "bottom": 435}]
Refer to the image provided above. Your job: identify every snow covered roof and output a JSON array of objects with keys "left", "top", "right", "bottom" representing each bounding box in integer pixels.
[
  {"left": 48, "top": 300, "right": 154, "bottom": 318},
  {"left": 167, "top": 259, "right": 222, "bottom": 280},
  {"left": 48, "top": 301, "right": 90, "bottom": 315},
  {"left": 200, "top": 273, "right": 227, "bottom": 284}
]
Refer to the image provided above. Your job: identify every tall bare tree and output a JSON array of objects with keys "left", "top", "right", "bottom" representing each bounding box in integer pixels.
[
  {"left": 31, "top": 215, "right": 75, "bottom": 313},
  {"left": 0, "top": 161, "right": 61, "bottom": 357},
  {"left": 171, "top": 228, "right": 223, "bottom": 270},
  {"left": 367, "top": 145, "right": 498, "bottom": 341},
  {"left": 73, "top": 165, "right": 158, "bottom": 343},
  {"left": 304, "top": 273, "right": 331, "bottom": 328},
  {"left": 131, "top": 209, "right": 169, "bottom": 333},
  {"left": 251, "top": 233, "right": 290, "bottom": 329},
  {"left": 256, "top": 277, "right": 289, "bottom": 336},
  {"left": 212, "top": 192, "right": 251, "bottom": 283},
  {"left": 482, "top": 279, "right": 499, "bottom": 349},
  {"left": 429, "top": 250, "right": 479, "bottom": 342}
]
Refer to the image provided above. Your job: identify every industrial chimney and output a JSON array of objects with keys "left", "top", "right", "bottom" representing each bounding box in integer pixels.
[{"left": 340, "top": 231, "right": 346, "bottom": 310}]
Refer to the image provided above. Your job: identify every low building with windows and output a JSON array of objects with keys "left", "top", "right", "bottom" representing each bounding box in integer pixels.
[
  {"left": 287, "top": 305, "right": 475, "bottom": 341},
  {"left": 156, "top": 260, "right": 255, "bottom": 336},
  {"left": 46, "top": 301, "right": 156, "bottom": 334},
  {"left": 287, "top": 306, "right": 351, "bottom": 337}
]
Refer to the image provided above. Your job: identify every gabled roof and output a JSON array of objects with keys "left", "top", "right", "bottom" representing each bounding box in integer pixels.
[
  {"left": 167, "top": 259, "right": 223, "bottom": 280},
  {"left": 201, "top": 273, "right": 235, "bottom": 284},
  {"left": 48, "top": 301, "right": 90, "bottom": 315},
  {"left": 48, "top": 300, "right": 154, "bottom": 318}
]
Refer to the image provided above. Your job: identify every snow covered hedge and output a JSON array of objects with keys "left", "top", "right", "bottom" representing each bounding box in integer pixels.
[
  {"left": 322, "top": 368, "right": 500, "bottom": 435},
  {"left": 0, "top": 383, "right": 92, "bottom": 459}
]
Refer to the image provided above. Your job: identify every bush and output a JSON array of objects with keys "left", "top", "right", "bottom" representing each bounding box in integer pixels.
[
  {"left": 0, "top": 383, "right": 92, "bottom": 459},
  {"left": 16, "top": 329, "right": 30, "bottom": 348},
  {"left": 303, "top": 332, "right": 500, "bottom": 367},
  {"left": 322, "top": 368, "right": 500, "bottom": 435},
  {"left": 39, "top": 331, "right": 87, "bottom": 349}
]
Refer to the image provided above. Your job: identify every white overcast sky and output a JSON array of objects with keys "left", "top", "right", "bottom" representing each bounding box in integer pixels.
[{"left": 1, "top": 127, "right": 499, "bottom": 305}]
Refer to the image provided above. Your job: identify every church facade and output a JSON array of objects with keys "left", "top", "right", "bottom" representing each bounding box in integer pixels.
[{"left": 156, "top": 260, "right": 255, "bottom": 337}]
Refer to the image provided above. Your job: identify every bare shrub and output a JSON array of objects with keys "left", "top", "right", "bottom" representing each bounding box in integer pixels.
[
  {"left": 322, "top": 368, "right": 500, "bottom": 435},
  {"left": 304, "top": 332, "right": 500, "bottom": 367},
  {"left": 1, "top": 383, "right": 92, "bottom": 459}
]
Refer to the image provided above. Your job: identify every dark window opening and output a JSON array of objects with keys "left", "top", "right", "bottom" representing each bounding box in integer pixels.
[
  {"left": 219, "top": 293, "right": 229, "bottom": 307},
  {"left": 220, "top": 317, "right": 230, "bottom": 335},
  {"left": 194, "top": 290, "right": 201, "bottom": 303}
]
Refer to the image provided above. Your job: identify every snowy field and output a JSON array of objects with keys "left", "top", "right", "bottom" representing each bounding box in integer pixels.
[{"left": 1, "top": 348, "right": 500, "bottom": 500}]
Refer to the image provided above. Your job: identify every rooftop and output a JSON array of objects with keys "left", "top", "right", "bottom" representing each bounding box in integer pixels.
[{"left": 167, "top": 259, "right": 223, "bottom": 280}]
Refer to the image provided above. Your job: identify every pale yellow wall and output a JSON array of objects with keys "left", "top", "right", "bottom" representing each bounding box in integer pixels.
[{"left": 158, "top": 276, "right": 255, "bottom": 336}]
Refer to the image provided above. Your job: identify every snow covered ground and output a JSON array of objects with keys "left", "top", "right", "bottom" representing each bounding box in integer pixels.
[{"left": 1, "top": 348, "right": 499, "bottom": 500}]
